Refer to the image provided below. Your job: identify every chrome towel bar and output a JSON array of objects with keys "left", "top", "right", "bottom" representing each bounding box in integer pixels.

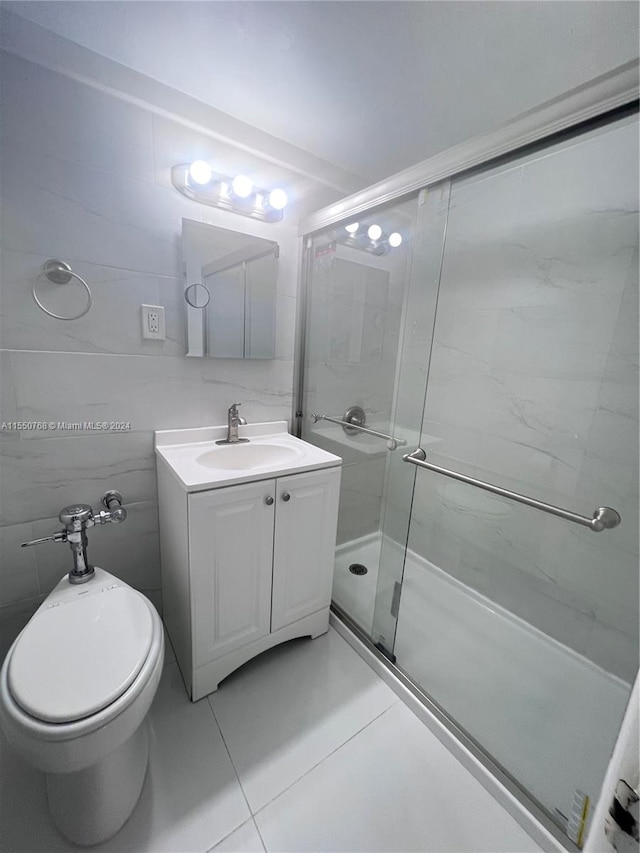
[
  {"left": 311, "top": 413, "right": 406, "bottom": 451},
  {"left": 403, "top": 448, "right": 621, "bottom": 532}
]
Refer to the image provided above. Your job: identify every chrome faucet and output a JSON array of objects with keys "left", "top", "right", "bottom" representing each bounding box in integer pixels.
[
  {"left": 21, "top": 491, "right": 127, "bottom": 584},
  {"left": 216, "top": 402, "right": 249, "bottom": 445}
]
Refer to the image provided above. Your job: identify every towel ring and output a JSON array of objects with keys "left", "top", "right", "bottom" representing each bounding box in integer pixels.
[{"left": 32, "top": 260, "right": 93, "bottom": 321}]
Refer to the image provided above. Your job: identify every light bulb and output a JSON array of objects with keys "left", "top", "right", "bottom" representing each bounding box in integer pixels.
[
  {"left": 367, "top": 224, "right": 382, "bottom": 241},
  {"left": 268, "top": 188, "right": 288, "bottom": 210},
  {"left": 345, "top": 222, "right": 359, "bottom": 234},
  {"left": 188, "top": 160, "right": 212, "bottom": 185},
  {"left": 388, "top": 232, "right": 403, "bottom": 247},
  {"left": 232, "top": 175, "right": 253, "bottom": 199}
]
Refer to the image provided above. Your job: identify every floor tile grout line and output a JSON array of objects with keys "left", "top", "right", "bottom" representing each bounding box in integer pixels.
[
  {"left": 251, "top": 815, "right": 269, "bottom": 853},
  {"left": 203, "top": 816, "right": 266, "bottom": 853},
  {"left": 251, "top": 697, "right": 399, "bottom": 821},
  {"left": 204, "top": 696, "right": 259, "bottom": 841}
]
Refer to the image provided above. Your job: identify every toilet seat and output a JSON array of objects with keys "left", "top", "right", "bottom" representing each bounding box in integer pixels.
[{"left": 8, "top": 584, "right": 154, "bottom": 724}]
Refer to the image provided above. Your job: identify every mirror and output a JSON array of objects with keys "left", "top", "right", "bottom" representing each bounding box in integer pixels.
[{"left": 182, "top": 218, "right": 278, "bottom": 358}]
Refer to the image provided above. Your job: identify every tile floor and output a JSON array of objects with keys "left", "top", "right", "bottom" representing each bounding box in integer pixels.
[{"left": 0, "top": 626, "right": 543, "bottom": 852}]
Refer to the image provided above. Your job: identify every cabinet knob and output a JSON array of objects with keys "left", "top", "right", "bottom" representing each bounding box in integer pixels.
[
  {"left": 265, "top": 496, "right": 274, "bottom": 506},
  {"left": 282, "top": 493, "right": 291, "bottom": 502}
]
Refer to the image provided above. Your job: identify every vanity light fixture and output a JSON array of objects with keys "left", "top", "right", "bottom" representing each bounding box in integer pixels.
[
  {"left": 339, "top": 224, "right": 406, "bottom": 256},
  {"left": 231, "top": 174, "right": 253, "bottom": 199},
  {"left": 268, "top": 188, "right": 288, "bottom": 211},
  {"left": 171, "top": 162, "right": 288, "bottom": 223},
  {"left": 188, "top": 160, "right": 213, "bottom": 185}
]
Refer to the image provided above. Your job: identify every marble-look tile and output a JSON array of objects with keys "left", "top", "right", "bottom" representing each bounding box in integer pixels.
[
  {"left": 255, "top": 702, "right": 541, "bottom": 853},
  {"left": 423, "top": 371, "right": 602, "bottom": 461},
  {"left": 0, "top": 662, "right": 251, "bottom": 852},
  {"left": 518, "top": 119, "right": 638, "bottom": 231},
  {"left": 199, "top": 358, "right": 293, "bottom": 427},
  {"left": 557, "top": 526, "right": 638, "bottom": 635},
  {"left": 1, "top": 250, "right": 184, "bottom": 357},
  {"left": 0, "top": 522, "right": 39, "bottom": 606},
  {"left": 584, "top": 619, "right": 639, "bottom": 686},
  {"left": 10, "top": 351, "right": 205, "bottom": 436},
  {"left": 0, "top": 431, "right": 157, "bottom": 525},
  {"left": 305, "top": 361, "right": 396, "bottom": 424},
  {"left": 419, "top": 419, "right": 586, "bottom": 504},
  {"left": 405, "top": 482, "right": 638, "bottom": 680},
  {"left": 0, "top": 349, "right": 21, "bottom": 441},
  {"left": 33, "top": 501, "right": 161, "bottom": 597},
  {"left": 144, "top": 588, "right": 163, "bottom": 619},
  {"left": 208, "top": 820, "right": 265, "bottom": 853},
  {"left": 1, "top": 139, "right": 192, "bottom": 278},
  {"left": 208, "top": 628, "right": 397, "bottom": 813},
  {"left": 1, "top": 52, "right": 155, "bottom": 183},
  {"left": 411, "top": 120, "right": 639, "bottom": 679},
  {"left": 336, "top": 457, "right": 386, "bottom": 545},
  {"left": 0, "top": 594, "right": 45, "bottom": 663}
]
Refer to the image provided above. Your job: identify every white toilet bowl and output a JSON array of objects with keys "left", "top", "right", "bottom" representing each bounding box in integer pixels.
[{"left": 0, "top": 567, "right": 164, "bottom": 846}]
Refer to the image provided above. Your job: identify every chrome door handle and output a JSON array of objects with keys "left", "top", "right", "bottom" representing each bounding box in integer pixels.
[
  {"left": 282, "top": 493, "right": 291, "bottom": 502},
  {"left": 265, "top": 496, "right": 274, "bottom": 506}
]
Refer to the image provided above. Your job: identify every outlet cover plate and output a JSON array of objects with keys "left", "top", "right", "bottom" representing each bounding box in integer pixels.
[{"left": 141, "top": 304, "right": 165, "bottom": 340}]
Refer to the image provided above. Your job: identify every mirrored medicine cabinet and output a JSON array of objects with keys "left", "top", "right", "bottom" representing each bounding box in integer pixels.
[{"left": 182, "top": 218, "right": 278, "bottom": 359}]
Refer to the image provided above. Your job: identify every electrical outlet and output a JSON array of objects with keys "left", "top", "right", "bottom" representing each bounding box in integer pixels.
[{"left": 141, "top": 305, "right": 165, "bottom": 340}]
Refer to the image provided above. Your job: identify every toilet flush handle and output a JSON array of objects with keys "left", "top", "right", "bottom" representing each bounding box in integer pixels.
[
  {"left": 21, "top": 531, "right": 67, "bottom": 547},
  {"left": 20, "top": 491, "right": 128, "bottom": 585}
]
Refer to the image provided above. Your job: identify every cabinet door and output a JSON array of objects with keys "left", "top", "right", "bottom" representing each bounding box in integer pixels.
[
  {"left": 271, "top": 466, "right": 341, "bottom": 632},
  {"left": 189, "top": 480, "right": 275, "bottom": 666}
]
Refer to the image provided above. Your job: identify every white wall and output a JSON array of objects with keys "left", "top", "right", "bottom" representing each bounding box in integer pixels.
[{"left": 0, "top": 49, "right": 342, "bottom": 639}]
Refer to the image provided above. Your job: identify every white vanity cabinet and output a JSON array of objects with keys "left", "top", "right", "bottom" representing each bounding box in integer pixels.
[{"left": 155, "top": 423, "right": 342, "bottom": 701}]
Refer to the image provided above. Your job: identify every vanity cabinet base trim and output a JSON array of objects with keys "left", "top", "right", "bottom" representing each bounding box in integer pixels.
[{"left": 191, "top": 607, "right": 329, "bottom": 701}]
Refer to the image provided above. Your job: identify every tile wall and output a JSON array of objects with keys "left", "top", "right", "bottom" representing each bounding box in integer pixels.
[
  {"left": 302, "top": 223, "right": 414, "bottom": 546},
  {"left": 0, "top": 50, "right": 343, "bottom": 628},
  {"left": 404, "top": 118, "right": 639, "bottom": 682}
]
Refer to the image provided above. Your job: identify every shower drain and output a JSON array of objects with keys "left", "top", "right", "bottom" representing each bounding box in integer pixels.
[{"left": 348, "top": 563, "right": 368, "bottom": 576}]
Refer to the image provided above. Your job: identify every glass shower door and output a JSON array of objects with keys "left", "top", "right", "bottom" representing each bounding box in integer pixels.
[
  {"left": 377, "top": 113, "right": 639, "bottom": 838},
  {"left": 301, "top": 195, "right": 438, "bottom": 636}
]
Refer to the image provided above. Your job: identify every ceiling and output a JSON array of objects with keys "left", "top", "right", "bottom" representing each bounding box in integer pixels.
[{"left": 4, "top": 1, "right": 639, "bottom": 185}]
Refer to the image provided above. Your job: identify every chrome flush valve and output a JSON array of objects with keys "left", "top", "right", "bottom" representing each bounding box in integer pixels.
[{"left": 21, "top": 491, "right": 127, "bottom": 585}]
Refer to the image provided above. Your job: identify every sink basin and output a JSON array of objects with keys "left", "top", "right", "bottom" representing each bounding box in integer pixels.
[
  {"left": 197, "top": 442, "right": 303, "bottom": 470},
  {"left": 155, "top": 421, "right": 342, "bottom": 490}
]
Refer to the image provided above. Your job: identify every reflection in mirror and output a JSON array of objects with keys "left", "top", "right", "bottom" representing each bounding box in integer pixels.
[{"left": 182, "top": 218, "right": 278, "bottom": 358}]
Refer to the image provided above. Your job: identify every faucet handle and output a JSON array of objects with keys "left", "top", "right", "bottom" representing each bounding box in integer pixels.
[{"left": 229, "top": 402, "right": 241, "bottom": 412}]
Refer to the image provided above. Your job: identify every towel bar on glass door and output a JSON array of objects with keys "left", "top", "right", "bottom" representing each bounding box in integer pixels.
[
  {"left": 310, "top": 413, "right": 406, "bottom": 451},
  {"left": 403, "top": 448, "right": 621, "bottom": 532}
]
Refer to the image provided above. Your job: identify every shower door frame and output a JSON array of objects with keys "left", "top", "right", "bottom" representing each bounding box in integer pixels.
[{"left": 293, "top": 61, "right": 639, "bottom": 852}]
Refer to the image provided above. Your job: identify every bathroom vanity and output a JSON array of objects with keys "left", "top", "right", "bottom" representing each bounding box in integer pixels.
[{"left": 155, "top": 421, "right": 342, "bottom": 700}]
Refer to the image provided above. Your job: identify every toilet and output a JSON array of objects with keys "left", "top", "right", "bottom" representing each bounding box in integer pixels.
[{"left": 0, "top": 567, "right": 164, "bottom": 846}]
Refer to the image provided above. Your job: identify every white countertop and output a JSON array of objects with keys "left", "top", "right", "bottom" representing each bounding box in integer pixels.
[{"left": 155, "top": 421, "right": 342, "bottom": 492}]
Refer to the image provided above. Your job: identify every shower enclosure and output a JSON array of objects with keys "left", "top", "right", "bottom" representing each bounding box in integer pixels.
[{"left": 296, "top": 71, "right": 638, "bottom": 848}]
